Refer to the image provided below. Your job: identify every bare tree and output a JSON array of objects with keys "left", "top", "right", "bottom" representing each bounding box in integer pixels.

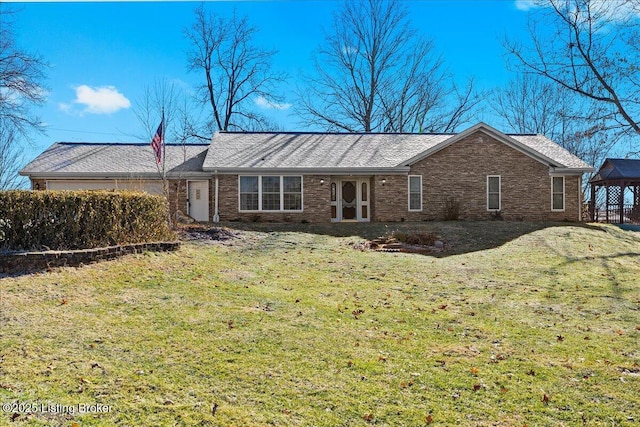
[
  {"left": 0, "top": 7, "right": 48, "bottom": 189},
  {"left": 130, "top": 78, "right": 199, "bottom": 144},
  {"left": 0, "top": 8, "right": 47, "bottom": 137},
  {"left": 491, "top": 73, "right": 568, "bottom": 138},
  {"left": 0, "top": 124, "right": 23, "bottom": 189},
  {"left": 505, "top": 0, "right": 640, "bottom": 139},
  {"left": 129, "top": 78, "right": 205, "bottom": 226},
  {"left": 185, "top": 5, "right": 286, "bottom": 133},
  {"left": 297, "top": 0, "right": 479, "bottom": 133},
  {"left": 416, "top": 78, "right": 481, "bottom": 133},
  {"left": 490, "top": 73, "right": 617, "bottom": 187}
]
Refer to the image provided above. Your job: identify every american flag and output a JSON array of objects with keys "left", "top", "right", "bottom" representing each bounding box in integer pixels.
[{"left": 151, "top": 116, "right": 164, "bottom": 164}]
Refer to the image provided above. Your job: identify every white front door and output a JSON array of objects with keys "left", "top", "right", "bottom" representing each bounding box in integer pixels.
[
  {"left": 332, "top": 178, "right": 370, "bottom": 222},
  {"left": 188, "top": 181, "right": 209, "bottom": 222}
]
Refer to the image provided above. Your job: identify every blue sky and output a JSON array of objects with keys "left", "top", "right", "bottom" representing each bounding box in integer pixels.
[{"left": 5, "top": 0, "right": 536, "bottom": 162}]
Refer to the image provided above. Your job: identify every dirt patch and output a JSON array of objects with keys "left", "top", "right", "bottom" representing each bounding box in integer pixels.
[{"left": 179, "top": 225, "right": 242, "bottom": 244}]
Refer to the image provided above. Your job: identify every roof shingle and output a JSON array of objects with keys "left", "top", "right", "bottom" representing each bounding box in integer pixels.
[
  {"left": 203, "top": 132, "right": 449, "bottom": 170},
  {"left": 20, "top": 143, "right": 209, "bottom": 177},
  {"left": 20, "top": 124, "right": 594, "bottom": 177},
  {"left": 202, "top": 129, "right": 593, "bottom": 171}
]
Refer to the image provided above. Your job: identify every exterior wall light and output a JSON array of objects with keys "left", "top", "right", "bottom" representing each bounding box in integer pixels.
[
  {"left": 320, "top": 179, "right": 325, "bottom": 185},
  {"left": 382, "top": 178, "right": 386, "bottom": 186}
]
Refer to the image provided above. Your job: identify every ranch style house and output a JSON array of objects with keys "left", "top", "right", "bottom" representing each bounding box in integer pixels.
[{"left": 20, "top": 123, "right": 594, "bottom": 223}]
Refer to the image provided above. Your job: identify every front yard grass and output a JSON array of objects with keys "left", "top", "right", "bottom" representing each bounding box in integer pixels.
[{"left": 1, "top": 221, "right": 639, "bottom": 426}]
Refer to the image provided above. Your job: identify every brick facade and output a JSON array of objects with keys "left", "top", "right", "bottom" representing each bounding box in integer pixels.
[
  {"left": 169, "top": 178, "right": 216, "bottom": 222},
  {"left": 373, "top": 133, "right": 582, "bottom": 221},
  {"left": 216, "top": 174, "right": 331, "bottom": 223},
  {"left": 168, "top": 179, "right": 187, "bottom": 219},
  {"left": 31, "top": 179, "right": 46, "bottom": 190},
  {"left": 371, "top": 175, "right": 410, "bottom": 222}
]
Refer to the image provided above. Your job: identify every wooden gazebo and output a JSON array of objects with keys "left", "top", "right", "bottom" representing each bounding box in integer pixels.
[{"left": 589, "top": 158, "right": 640, "bottom": 223}]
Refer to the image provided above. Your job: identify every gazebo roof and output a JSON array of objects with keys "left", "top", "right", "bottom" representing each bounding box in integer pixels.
[{"left": 590, "top": 158, "right": 640, "bottom": 184}]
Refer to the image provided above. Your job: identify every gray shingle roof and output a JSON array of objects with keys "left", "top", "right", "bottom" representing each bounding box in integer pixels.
[
  {"left": 202, "top": 127, "right": 593, "bottom": 172},
  {"left": 20, "top": 143, "right": 210, "bottom": 177},
  {"left": 21, "top": 124, "right": 594, "bottom": 177},
  {"left": 514, "top": 134, "right": 593, "bottom": 170},
  {"left": 203, "top": 132, "right": 449, "bottom": 171}
]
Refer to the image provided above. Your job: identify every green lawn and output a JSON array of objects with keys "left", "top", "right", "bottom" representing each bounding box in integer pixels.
[{"left": 1, "top": 222, "right": 639, "bottom": 426}]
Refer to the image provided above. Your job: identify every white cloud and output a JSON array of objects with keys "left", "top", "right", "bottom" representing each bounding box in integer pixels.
[
  {"left": 514, "top": 0, "right": 540, "bottom": 11},
  {"left": 255, "top": 96, "right": 291, "bottom": 111},
  {"left": 58, "top": 102, "right": 72, "bottom": 113},
  {"left": 72, "top": 85, "right": 131, "bottom": 114}
]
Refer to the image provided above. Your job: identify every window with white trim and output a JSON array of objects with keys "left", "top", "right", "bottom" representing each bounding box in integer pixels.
[
  {"left": 408, "top": 175, "right": 422, "bottom": 211},
  {"left": 261, "top": 176, "right": 280, "bottom": 210},
  {"left": 552, "top": 176, "right": 565, "bottom": 211},
  {"left": 239, "top": 176, "right": 303, "bottom": 212},
  {"left": 239, "top": 176, "right": 259, "bottom": 211},
  {"left": 283, "top": 176, "right": 302, "bottom": 210},
  {"left": 487, "top": 175, "right": 501, "bottom": 211}
]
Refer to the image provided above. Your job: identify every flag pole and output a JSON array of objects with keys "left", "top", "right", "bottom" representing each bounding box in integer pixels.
[{"left": 161, "top": 106, "right": 166, "bottom": 181}]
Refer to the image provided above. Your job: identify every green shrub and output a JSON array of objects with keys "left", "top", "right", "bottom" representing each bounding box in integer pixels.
[
  {"left": 442, "top": 196, "right": 461, "bottom": 220},
  {"left": 0, "top": 190, "right": 176, "bottom": 251}
]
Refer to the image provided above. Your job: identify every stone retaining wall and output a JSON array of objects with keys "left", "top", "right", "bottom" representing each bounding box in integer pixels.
[{"left": 0, "top": 242, "right": 181, "bottom": 274}]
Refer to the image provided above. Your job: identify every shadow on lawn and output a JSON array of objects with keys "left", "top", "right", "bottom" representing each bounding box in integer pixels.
[{"left": 217, "top": 220, "right": 609, "bottom": 257}]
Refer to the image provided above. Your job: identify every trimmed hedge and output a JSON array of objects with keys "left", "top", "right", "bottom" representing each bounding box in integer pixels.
[{"left": 0, "top": 190, "right": 176, "bottom": 251}]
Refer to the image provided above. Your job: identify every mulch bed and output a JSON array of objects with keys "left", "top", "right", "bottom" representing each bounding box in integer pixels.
[{"left": 178, "top": 225, "right": 242, "bottom": 243}]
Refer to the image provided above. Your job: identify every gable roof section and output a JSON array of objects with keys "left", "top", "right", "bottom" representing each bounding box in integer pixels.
[
  {"left": 590, "top": 158, "right": 640, "bottom": 183},
  {"left": 20, "top": 142, "right": 210, "bottom": 178},
  {"left": 203, "top": 123, "right": 593, "bottom": 174},
  {"left": 401, "top": 123, "right": 593, "bottom": 172}
]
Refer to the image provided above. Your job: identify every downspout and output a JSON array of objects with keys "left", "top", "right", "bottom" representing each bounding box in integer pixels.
[
  {"left": 213, "top": 173, "right": 220, "bottom": 223},
  {"left": 590, "top": 180, "right": 596, "bottom": 222},
  {"left": 578, "top": 175, "right": 582, "bottom": 221}
]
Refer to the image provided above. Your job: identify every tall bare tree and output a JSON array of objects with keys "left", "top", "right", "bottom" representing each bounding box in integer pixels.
[
  {"left": 297, "top": 0, "right": 479, "bottom": 133},
  {"left": 130, "top": 78, "right": 206, "bottom": 225},
  {"left": 505, "top": 0, "right": 640, "bottom": 139},
  {"left": 490, "top": 73, "right": 617, "bottom": 172},
  {"left": 0, "top": 125, "right": 23, "bottom": 189},
  {"left": 0, "top": 7, "right": 48, "bottom": 189},
  {"left": 185, "top": 5, "right": 286, "bottom": 134},
  {"left": 130, "top": 78, "right": 198, "bottom": 145}
]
